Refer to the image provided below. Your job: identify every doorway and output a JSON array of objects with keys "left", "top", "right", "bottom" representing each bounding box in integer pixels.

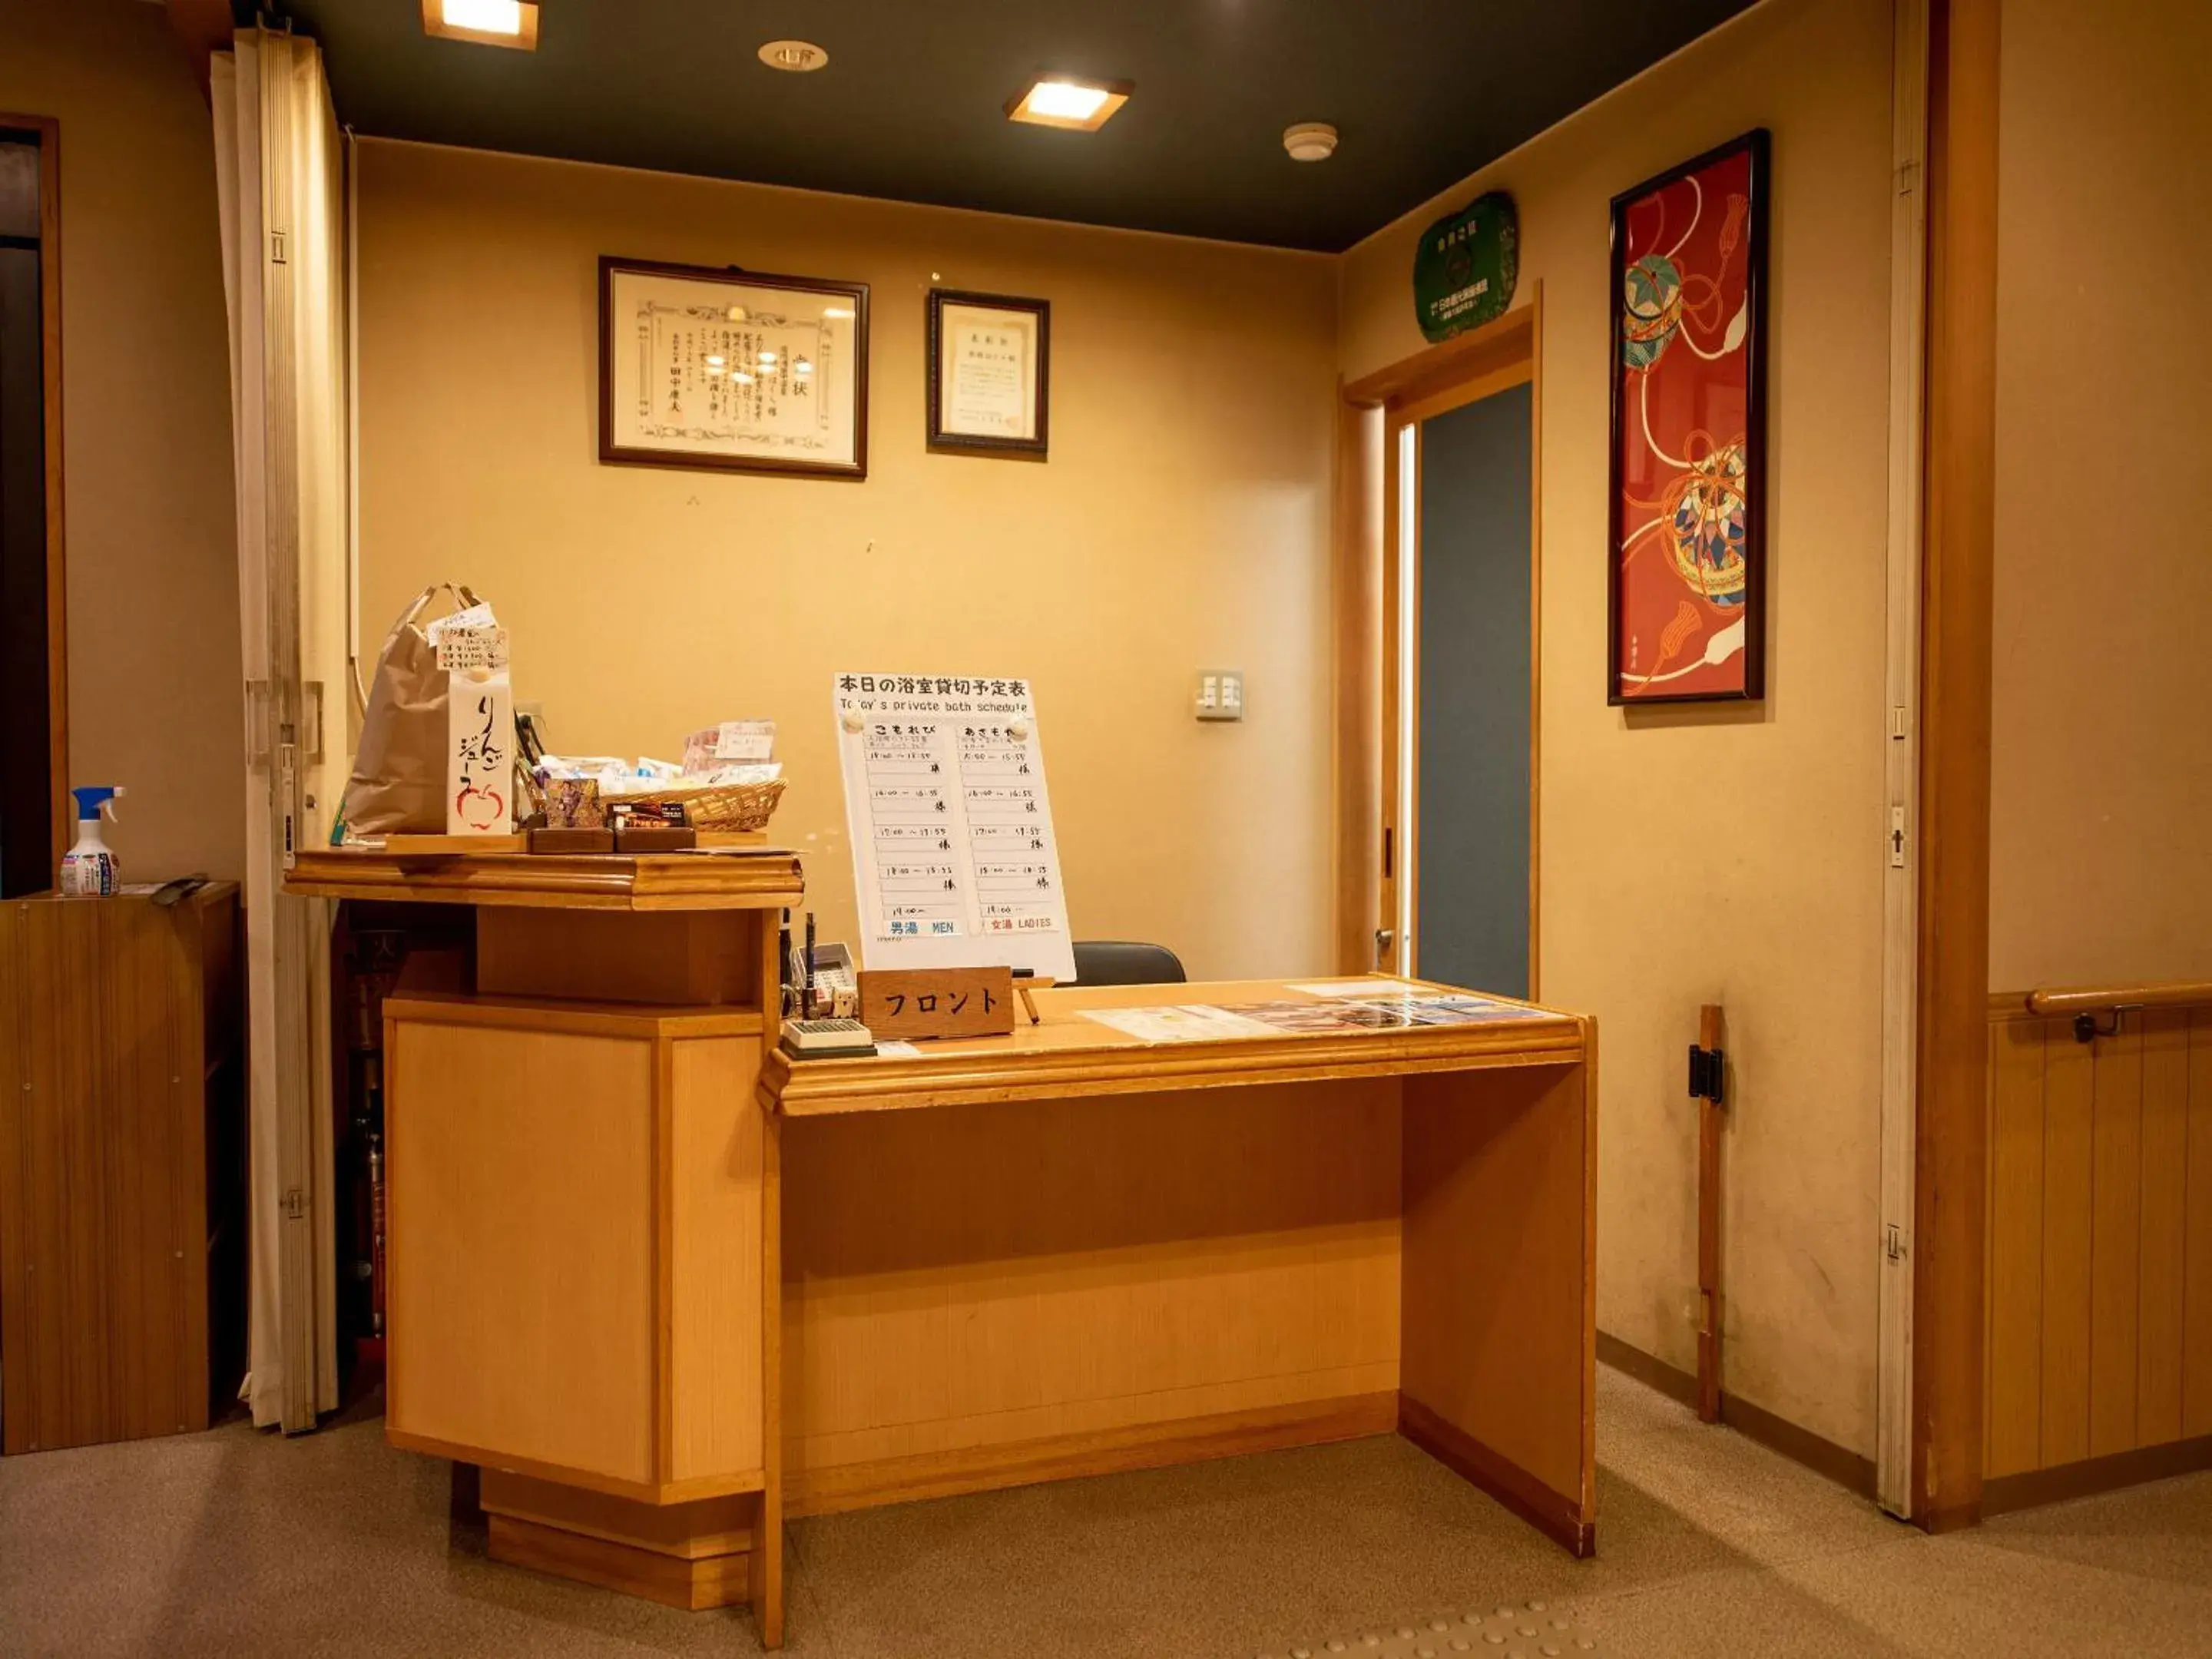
[
  {"left": 1376, "top": 319, "right": 1540, "bottom": 997},
  {"left": 0, "top": 118, "right": 63, "bottom": 902}
]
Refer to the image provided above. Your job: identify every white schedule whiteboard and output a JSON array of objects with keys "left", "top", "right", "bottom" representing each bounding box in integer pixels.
[{"left": 833, "top": 673, "right": 1075, "bottom": 980}]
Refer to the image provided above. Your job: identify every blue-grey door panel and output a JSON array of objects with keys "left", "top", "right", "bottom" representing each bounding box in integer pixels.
[{"left": 1416, "top": 382, "right": 1532, "bottom": 997}]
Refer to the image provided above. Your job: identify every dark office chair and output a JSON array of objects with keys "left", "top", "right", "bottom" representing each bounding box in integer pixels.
[{"left": 1070, "top": 940, "right": 1187, "bottom": 987}]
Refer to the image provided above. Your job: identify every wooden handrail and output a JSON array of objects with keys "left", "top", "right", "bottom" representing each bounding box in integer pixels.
[{"left": 2022, "top": 980, "right": 2212, "bottom": 1017}]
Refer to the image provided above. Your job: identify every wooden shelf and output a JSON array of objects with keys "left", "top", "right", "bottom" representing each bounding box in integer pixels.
[
  {"left": 388, "top": 987, "right": 767, "bottom": 1040},
  {"left": 286, "top": 848, "right": 805, "bottom": 912}
]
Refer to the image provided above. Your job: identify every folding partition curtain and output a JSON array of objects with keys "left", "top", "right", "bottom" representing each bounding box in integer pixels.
[{"left": 212, "top": 28, "right": 346, "bottom": 1433}]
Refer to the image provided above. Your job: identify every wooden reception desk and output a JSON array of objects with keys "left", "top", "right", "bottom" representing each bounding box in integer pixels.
[{"left": 288, "top": 849, "right": 1597, "bottom": 1649}]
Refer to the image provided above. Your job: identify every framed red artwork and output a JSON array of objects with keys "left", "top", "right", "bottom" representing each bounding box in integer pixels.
[{"left": 1607, "top": 129, "right": 1769, "bottom": 704}]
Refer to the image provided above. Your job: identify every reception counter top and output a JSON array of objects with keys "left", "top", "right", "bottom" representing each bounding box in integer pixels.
[{"left": 761, "top": 975, "right": 1587, "bottom": 1115}]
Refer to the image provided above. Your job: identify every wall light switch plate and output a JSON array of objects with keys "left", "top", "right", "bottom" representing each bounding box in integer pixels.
[{"left": 1194, "top": 669, "right": 1243, "bottom": 721}]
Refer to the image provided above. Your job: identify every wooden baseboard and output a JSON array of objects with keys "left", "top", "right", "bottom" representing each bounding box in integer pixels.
[
  {"left": 1983, "top": 1434, "right": 2212, "bottom": 1517},
  {"left": 1595, "top": 1330, "right": 1876, "bottom": 1499},
  {"left": 488, "top": 1514, "right": 751, "bottom": 1611},
  {"left": 478, "top": 1468, "right": 755, "bottom": 1560},
  {"left": 1594, "top": 1330, "right": 1697, "bottom": 1408},
  {"left": 788, "top": 1391, "right": 1399, "bottom": 1518},
  {"left": 1397, "top": 1393, "right": 1594, "bottom": 1558},
  {"left": 1916, "top": 1499, "right": 1982, "bottom": 1533}
]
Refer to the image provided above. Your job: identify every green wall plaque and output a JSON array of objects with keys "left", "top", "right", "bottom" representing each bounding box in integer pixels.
[{"left": 1412, "top": 190, "right": 1518, "bottom": 343}]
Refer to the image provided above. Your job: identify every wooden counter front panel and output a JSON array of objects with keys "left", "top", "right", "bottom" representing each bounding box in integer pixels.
[
  {"left": 667, "top": 1038, "right": 765, "bottom": 1482},
  {"left": 388, "top": 1022, "right": 657, "bottom": 1487},
  {"left": 780, "top": 1078, "right": 1402, "bottom": 1497},
  {"left": 1400, "top": 1052, "right": 1596, "bottom": 1546}
]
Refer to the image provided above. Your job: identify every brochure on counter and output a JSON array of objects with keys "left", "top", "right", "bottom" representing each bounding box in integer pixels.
[{"left": 1078, "top": 992, "right": 1546, "bottom": 1044}]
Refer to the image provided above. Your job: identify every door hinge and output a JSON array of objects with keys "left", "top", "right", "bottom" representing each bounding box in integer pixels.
[
  {"left": 1885, "top": 1222, "right": 1908, "bottom": 1263},
  {"left": 270, "top": 228, "right": 288, "bottom": 264},
  {"left": 1382, "top": 824, "right": 1393, "bottom": 881},
  {"left": 283, "top": 1187, "right": 306, "bottom": 1221}
]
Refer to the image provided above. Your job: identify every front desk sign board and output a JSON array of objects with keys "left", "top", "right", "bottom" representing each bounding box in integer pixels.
[
  {"left": 834, "top": 672, "right": 1075, "bottom": 981},
  {"left": 859, "top": 965, "right": 1016, "bottom": 1041}
]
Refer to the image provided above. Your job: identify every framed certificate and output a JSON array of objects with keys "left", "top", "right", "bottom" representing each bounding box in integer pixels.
[
  {"left": 598, "top": 257, "right": 869, "bottom": 479},
  {"left": 926, "top": 290, "right": 1048, "bottom": 457}
]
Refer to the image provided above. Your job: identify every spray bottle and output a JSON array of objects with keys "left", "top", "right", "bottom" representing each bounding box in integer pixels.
[{"left": 58, "top": 786, "right": 127, "bottom": 897}]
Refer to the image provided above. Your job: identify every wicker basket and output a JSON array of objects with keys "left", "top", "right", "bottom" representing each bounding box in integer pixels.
[{"left": 634, "top": 777, "right": 786, "bottom": 833}]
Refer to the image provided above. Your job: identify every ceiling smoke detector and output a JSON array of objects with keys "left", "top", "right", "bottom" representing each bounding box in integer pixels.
[
  {"left": 1283, "top": 122, "right": 1339, "bottom": 162},
  {"left": 757, "top": 39, "right": 829, "bottom": 72}
]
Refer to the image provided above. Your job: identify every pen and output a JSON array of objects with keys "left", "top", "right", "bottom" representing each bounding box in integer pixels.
[{"left": 778, "top": 909, "right": 793, "bottom": 1018}]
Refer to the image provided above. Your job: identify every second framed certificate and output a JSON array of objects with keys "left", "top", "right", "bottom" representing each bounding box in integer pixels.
[{"left": 926, "top": 289, "right": 1049, "bottom": 457}]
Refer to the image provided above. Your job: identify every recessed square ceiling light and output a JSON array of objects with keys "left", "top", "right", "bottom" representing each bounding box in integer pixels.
[
  {"left": 1005, "top": 75, "right": 1131, "bottom": 132},
  {"left": 421, "top": 0, "right": 539, "bottom": 51}
]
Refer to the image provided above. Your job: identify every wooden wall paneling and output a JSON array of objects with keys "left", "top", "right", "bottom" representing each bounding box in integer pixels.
[
  {"left": 2136, "top": 1009, "right": 2190, "bottom": 1445},
  {"left": 2038, "top": 1023, "right": 2094, "bottom": 1465},
  {"left": 2086, "top": 1021, "right": 2144, "bottom": 1455},
  {"left": 1399, "top": 1048, "right": 1594, "bottom": 1552},
  {"left": 1912, "top": 0, "right": 2001, "bottom": 1528},
  {"left": 2187, "top": 1014, "right": 2212, "bottom": 1437},
  {"left": 1984, "top": 1015, "right": 2045, "bottom": 1476},
  {"left": 1985, "top": 999, "right": 2212, "bottom": 1486},
  {"left": 384, "top": 1019, "right": 657, "bottom": 1487}
]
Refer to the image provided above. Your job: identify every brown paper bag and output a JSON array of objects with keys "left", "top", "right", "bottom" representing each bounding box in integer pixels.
[{"left": 337, "top": 583, "right": 485, "bottom": 838}]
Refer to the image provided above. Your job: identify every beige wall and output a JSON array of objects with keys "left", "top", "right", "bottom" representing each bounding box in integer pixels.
[
  {"left": 354, "top": 141, "right": 1341, "bottom": 978},
  {"left": 1340, "top": 0, "right": 1895, "bottom": 1453},
  {"left": 0, "top": 0, "right": 243, "bottom": 882},
  {"left": 1988, "top": 0, "right": 2212, "bottom": 994}
]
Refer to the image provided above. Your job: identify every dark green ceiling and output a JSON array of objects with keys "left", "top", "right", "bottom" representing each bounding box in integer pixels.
[{"left": 270, "top": 0, "right": 1756, "bottom": 253}]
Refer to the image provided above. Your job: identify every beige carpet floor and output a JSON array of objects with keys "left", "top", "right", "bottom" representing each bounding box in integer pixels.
[{"left": 2, "top": 1365, "right": 2207, "bottom": 1657}]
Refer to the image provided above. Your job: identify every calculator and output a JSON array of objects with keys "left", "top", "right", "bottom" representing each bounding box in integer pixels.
[{"left": 780, "top": 1017, "right": 877, "bottom": 1058}]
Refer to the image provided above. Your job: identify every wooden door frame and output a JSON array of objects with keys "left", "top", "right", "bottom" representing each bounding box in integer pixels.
[
  {"left": 1875, "top": 0, "right": 1932, "bottom": 1518},
  {"left": 1909, "top": 0, "right": 2001, "bottom": 1532},
  {"left": 1336, "top": 292, "right": 1541, "bottom": 992},
  {"left": 0, "top": 114, "right": 68, "bottom": 884}
]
